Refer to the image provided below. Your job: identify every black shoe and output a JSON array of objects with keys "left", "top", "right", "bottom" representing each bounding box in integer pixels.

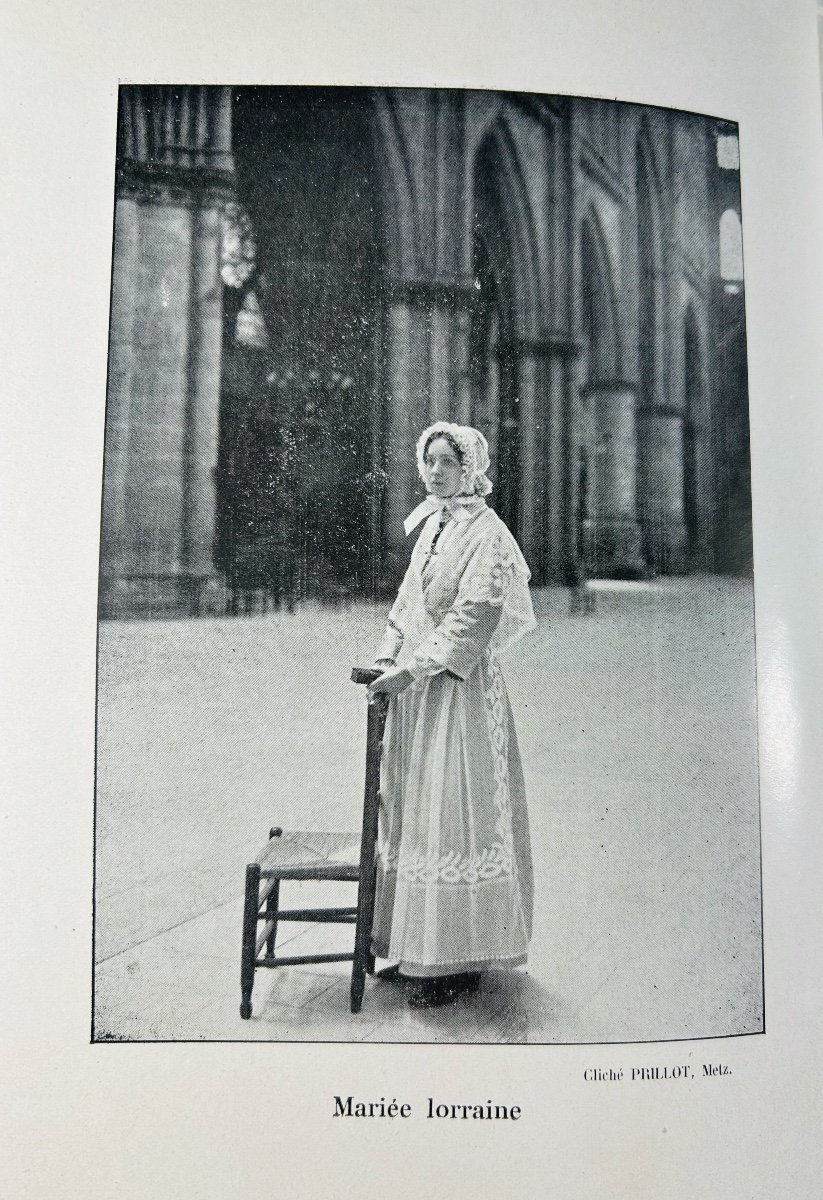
[
  {"left": 375, "top": 963, "right": 406, "bottom": 984},
  {"left": 454, "top": 971, "right": 482, "bottom": 994},
  {"left": 406, "top": 972, "right": 482, "bottom": 1008}
]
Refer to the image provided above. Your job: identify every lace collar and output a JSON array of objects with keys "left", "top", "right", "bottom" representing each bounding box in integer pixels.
[{"left": 403, "top": 493, "right": 487, "bottom": 536}]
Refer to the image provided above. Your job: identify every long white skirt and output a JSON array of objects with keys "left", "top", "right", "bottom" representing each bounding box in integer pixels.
[{"left": 371, "top": 652, "right": 533, "bottom": 977}]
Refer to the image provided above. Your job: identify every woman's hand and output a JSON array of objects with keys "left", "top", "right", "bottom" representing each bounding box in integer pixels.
[{"left": 369, "top": 665, "right": 413, "bottom": 698}]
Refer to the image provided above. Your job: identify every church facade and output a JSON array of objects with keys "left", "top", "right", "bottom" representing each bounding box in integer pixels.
[{"left": 100, "top": 86, "right": 749, "bottom": 617}]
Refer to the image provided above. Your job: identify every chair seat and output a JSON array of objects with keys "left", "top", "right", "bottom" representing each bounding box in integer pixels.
[{"left": 256, "top": 830, "right": 362, "bottom": 881}]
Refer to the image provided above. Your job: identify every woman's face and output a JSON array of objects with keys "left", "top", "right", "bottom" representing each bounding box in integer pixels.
[{"left": 424, "top": 436, "right": 464, "bottom": 498}]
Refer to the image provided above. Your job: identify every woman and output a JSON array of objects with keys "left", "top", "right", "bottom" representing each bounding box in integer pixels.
[{"left": 369, "top": 422, "right": 537, "bottom": 1007}]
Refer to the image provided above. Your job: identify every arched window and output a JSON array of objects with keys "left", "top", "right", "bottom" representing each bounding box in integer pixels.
[
  {"left": 720, "top": 209, "right": 743, "bottom": 282},
  {"left": 716, "top": 134, "right": 740, "bottom": 170}
]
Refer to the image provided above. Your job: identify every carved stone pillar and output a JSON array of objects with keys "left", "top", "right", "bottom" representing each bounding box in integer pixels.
[
  {"left": 580, "top": 380, "right": 645, "bottom": 578},
  {"left": 496, "top": 335, "right": 584, "bottom": 586},
  {"left": 101, "top": 85, "right": 235, "bottom": 616},
  {"left": 123, "top": 198, "right": 194, "bottom": 609},
  {"left": 637, "top": 407, "right": 688, "bottom": 573},
  {"left": 181, "top": 202, "right": 225, "bottom": 605},
  {"left": 99, "top": 195, "right": 139, "bottom": 613},
  {"left": 494, "top": 338, "right": 541, "bottom": 573}
]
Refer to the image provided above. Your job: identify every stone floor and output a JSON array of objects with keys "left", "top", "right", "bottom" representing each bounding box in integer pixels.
[{"left": 93, "top": 577, "right": 763, "bottom": 1044}]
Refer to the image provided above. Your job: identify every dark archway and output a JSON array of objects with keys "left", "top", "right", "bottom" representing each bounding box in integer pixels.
[{"left": 217, "top": 87, "right": 386, "bottom": 603}]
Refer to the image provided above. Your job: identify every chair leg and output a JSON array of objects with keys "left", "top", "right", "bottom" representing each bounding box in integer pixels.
[
  {"left": 364, "top": 865, "right": 377, "bottom": 976},
  {"left": 265, "top": 880, "right": 280, "bottom": 958},
  {"left": 351, "top": 699, "right": 386, "bottom": 1013},
  {"left": 240, "top": 862, "right": 261, "bottom": 1020},
  {"left": 350, "top": 955, "right": 366, "bottom": 1013},
  {"left": 351, "top": 860, "right": 374, "bottom": 1012}
]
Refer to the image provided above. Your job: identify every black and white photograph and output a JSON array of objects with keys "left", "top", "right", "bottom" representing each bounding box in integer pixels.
[{"left": 93, "top": 84, "right": 761, "bottom": 1045}]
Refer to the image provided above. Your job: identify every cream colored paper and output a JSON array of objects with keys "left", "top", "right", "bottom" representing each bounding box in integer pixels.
[{"left": 3, "top": 1, "right": 823, "bottom": 1197}]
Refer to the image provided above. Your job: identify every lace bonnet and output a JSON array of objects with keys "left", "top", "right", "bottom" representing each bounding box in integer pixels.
[{"left": 416, "top": 422, "right": 494, "bottom": 498}]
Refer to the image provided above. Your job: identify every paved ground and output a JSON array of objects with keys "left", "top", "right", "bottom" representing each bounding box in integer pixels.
[{"left": 93, "top": 577, "right": 763, "bottom": 1044}]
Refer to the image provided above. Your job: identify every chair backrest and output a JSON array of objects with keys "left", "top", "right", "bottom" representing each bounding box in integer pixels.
[{"left": 350, "top": 667, "right": 389, "bottom": 868}]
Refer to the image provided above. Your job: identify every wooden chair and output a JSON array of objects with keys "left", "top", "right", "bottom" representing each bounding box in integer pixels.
[{"left": 240, "top": 667, "right": 388, "bottom": 1019}]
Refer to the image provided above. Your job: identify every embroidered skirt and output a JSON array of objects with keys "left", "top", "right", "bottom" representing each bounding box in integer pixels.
[{"left": 371, "top": 653, "right": 533, "bottom": 977}]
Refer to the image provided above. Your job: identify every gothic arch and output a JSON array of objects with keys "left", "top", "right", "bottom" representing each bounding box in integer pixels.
[
  {"left": 371, "top": 90, "right": 419, "bottom": 279},
  {"left": 476, "top": 113, "right": 542, "bottom": 338},
  {"left": 635, "top": 117, "right": 665, "bottom": 204},
  {"left": 465, "top": 92, "right": 505, "bottom": 160},
  {"left": 580, "top": 202, "right": 623, "bottom": 380},
  {"left": 466, "top": 116, "right": 544, "bottom": 535}
]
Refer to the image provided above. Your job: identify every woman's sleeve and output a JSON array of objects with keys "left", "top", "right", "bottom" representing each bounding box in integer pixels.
[
  {"left": 407, "top": 600, "right": 502, "bottom": 681},
  {"left": 374, "top": 568, "right": 412, "bottom": 663},
  {"left": 375, "top": 615, "right": 404, "bottom": 664},
  {"left": 406, "top": 530, "right": 514, "bottom": 682}
]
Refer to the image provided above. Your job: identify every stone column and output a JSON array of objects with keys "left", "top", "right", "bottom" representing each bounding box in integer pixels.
[
  {"left": 561, "top": 343, "right": 589, "bottom": 587},
  {"left": 493, "top": 343, "right": 538, "bottom": 569},
  {"left": 545, "top": 349, "right": 568, "bottom": 583},
  {"left": 562, "top": 102, "right": 588, "bottom": 587},
  {"left": 581, "top": 379, "right": 645, "bottom": 577},
  {"left": 452, "top": 305, "right": 473, "bottom": 424},
  {"left": 637, "top": 407, "right": 687, "bottom": 572},
  {"left": 100, "top": 194, "right": 139, "bottom": 614},
  {"left": 382, "top": 279, "right": 475, "bottom": 570},
  {"left": 383, "top": 298, "right": 418, "bottom": 563},
  {"left": 429, "top": 302, "right": 452, "bottom": 422},
  {"left": 515, "top": 353, "right": 538, "bottom": 565},
  {"left": 181, "top": 199, "right": 224, "bottom": 610},
  {"left": 211, "top": 87, "right": 235, "bottom": 173},
  {"left": 635, "top": 118, "right": 687, "bottom": 575},
  {"left": 497, "top": 335, "right": 583, "bottom": 586},
  {"left": 123, "top": 199, "right": 194, "bottom": 612},
  {"left": 102, "top": 85, "right": 236, "bottom": 617}
]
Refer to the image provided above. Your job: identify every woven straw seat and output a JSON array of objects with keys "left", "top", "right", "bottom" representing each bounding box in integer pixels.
[{"left": 256, "top": 831, "right": 362, "bottom": 880}]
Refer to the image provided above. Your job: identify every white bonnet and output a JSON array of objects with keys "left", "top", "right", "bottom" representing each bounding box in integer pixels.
[{"left": 416, "top": 422, "right": 493, "bottom": 498}]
